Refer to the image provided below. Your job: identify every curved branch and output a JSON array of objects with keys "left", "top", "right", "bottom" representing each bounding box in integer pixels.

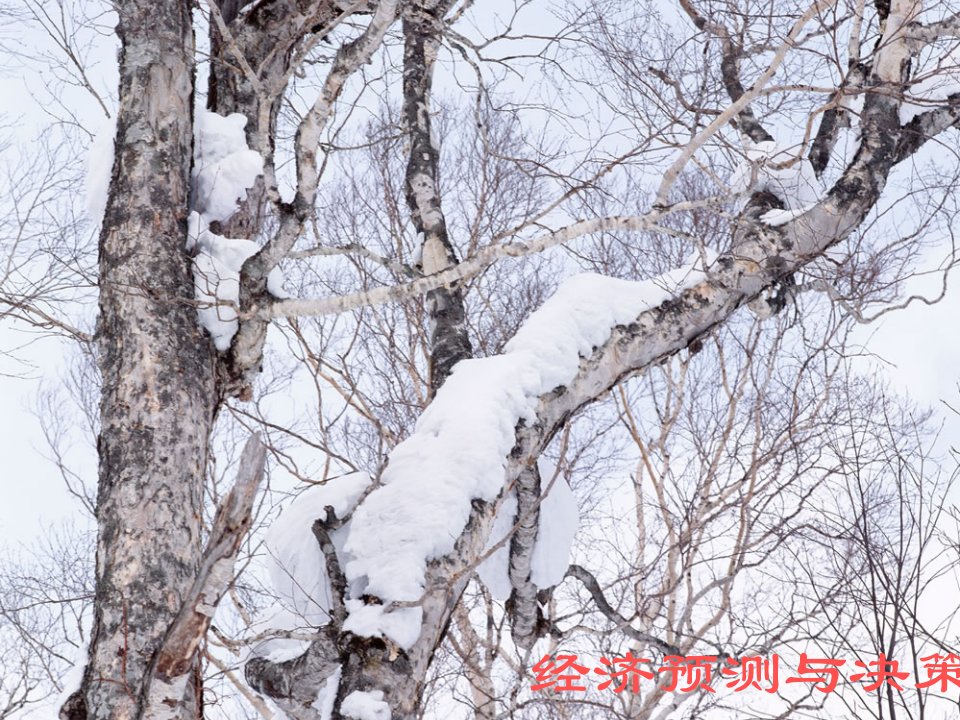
[{"left": 565, "top": 565, "right": 680, "bottom": 656}]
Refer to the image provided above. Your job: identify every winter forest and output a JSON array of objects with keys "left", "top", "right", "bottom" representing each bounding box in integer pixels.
[{"left": 3, "top": 0, "right": 960, "bottom": 718}]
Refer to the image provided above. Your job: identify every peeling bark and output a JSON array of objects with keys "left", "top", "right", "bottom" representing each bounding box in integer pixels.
[
  {"left": 401, "top": 0, "right": 472, "bottom": 393},
  {"left": 140, "top": 435, "right": 266, "bottom": 720},
  {"left": 64, "top": 2, "right": 217, "bottom": 719}
]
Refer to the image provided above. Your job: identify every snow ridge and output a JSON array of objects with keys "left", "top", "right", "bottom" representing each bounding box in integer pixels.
[
  {"left": 251, "top": 473, "right": 371, "bottom": 661},
  {"left": 189, "top": 111, "right": 280, "bottom": 351},
  {"left": 341, "top": 252, "right": 715, "bottom": 647}
]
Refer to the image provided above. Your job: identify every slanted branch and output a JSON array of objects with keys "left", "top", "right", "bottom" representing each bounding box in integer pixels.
[{"left": 139, "top": 434, "right": 267, "bottom": 720}]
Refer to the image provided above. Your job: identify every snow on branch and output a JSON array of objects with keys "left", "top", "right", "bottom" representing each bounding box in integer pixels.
[
  {"left": 339, "top": 253, "right": 715, "bottom": 648},
  {"left": 252, "top": 472, "right": 371, "bottom": 662},
  {"left": 731, "top": 141, "right": 823, "bottom": 213},
  {"left": 192, "top": 213, "right": 286, "bottom": 351},
  {"left": 189, "top": 110, "right": 282, "bottom": 351},
  {"left": 193, "top": 111, "right": 264, "bottom": 224},
  {"left": 341, "top": 690, "right": 391, "bottom": 720}
]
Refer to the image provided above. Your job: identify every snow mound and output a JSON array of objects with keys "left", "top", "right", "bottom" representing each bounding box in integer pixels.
[
  {"left": 342, "top": 252, "right": 715, "bottom": 646},
  {"left": 188, "top": 111, "right": 283, "bottom": 351},
  {"left": 342, "top": 600, "right": 422, "bottom": 650},
  {"left": 191, "top": 212, "right": 286, "bottom": 351},
  {"left": 193, "top": 111, "right": 264, "bottom": 223},
  {"left": 341, "top": 690, "right": 391, "bottom": 720},
  {"left": 263, "top": 473, "right": 372, "bottom": 629}
]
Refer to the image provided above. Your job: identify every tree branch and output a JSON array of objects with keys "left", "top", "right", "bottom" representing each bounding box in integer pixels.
[
  {"left": 401, "top": 0, "right": 472, "bottom": 393},
  {"left": 657, "top": 0, "right": 834, "bottom": 206},
  {"left": 505, "top": 464, "right": 542, "bottom": 650},
  {"left": 565, "top": 564, "right": 680, "bottom": 656},
  {"left": 139, "top": 434, "right": 267, "bottom": 720},
  {"left": 229, "top": 0, "right": 400, "bottom": 395},
  {"left": 311, "top": 510, "right": 347, "bottom": 628}
]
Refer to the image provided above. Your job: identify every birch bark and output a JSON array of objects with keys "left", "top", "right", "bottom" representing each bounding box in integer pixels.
[{"left": 62, "top": 2, "right": 217, "bottom": 718}]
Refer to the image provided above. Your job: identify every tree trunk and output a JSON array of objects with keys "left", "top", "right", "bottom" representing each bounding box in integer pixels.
[
  {"left": 400, "top": 0, "right": 472, "bottom": 393},
  {"left": 63, "top": 2, "right": 219, "bottom": 718}
]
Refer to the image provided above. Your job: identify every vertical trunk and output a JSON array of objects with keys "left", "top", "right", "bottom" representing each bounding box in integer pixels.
[
  {"left": 63, "top": 2, "right": 218, "bottom": 718},
  {"left": 506, "top": 465, "right": 543, "bottom": 649},
  {"left": 206, "top": 0, "right": 286, "bottom": 240},
  {"left": 401, "top": 1, "right": 472, "bottom": 393}
]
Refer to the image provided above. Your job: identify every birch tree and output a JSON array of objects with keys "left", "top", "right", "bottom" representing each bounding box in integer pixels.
[{"left": 4, "top": 0, "right": 960, "bottom": 718}]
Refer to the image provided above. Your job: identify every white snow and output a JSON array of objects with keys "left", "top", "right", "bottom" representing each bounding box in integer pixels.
[
  {"left": 192, "top": 213, "right": 287, "bottom": 351},
  {"left": 262, "top": 473, "right": 372, "bottom": 630},
  {"left": 85, "top": 116, "right": 116, "bottom": 223},
  {"left": 730, "top": 141, "right": 822, "bottom": 210},
  {"left": 187, "top": 111, "right": 284, "bottom": 350},
  {"left": 51, "top": 607, "right": 92, "bottom": 713},
  {"left": 246, "top": 607, "right": 318, "bottom": 662},
  {"left": 341, "top": 600, "right": 423, "bottom": 650},
  {"left": 341, "top": 690, "right": 391, "bottom": 720},
  {"left": 475, "top": 491, "right": 518, "bottom": 599},
  {"left": 54, "top": 656, "right": 86, "bottom": 711},
  {"left": 759, "top": 202, "right": 818, "bottom": 227},
  {"left": 341, "top": 252, "right": 714, "bottom": 646},
  {"left": 530, "top": 461, "right": 579, "bottom": 588},
  {"left": 313, "top": 666, "right": 342, "bottom": 720},
  {"left": 476, "top": 458, "right": 579, "bottom": 599},
  {"left": 193, "top": 111, "right": 264, "bottom": 223}
]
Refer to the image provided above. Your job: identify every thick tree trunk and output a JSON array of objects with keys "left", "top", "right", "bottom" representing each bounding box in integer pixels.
[{"left": 62, "top": 2, "right": 218, "bottom": 718}]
